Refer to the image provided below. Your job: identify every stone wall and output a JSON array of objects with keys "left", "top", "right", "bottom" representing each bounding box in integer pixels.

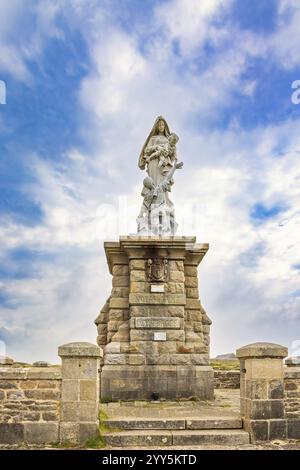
[
  {"left": 284, "top": 361, "right": 300, "bottom": 439},
  {"left": 0, "top": 343, "right": 101, "bottom": 446},
  {"left": 0, "top": 364, "right": 61, "bottom": 444},
  {"left": 213, "top": 370, "right": 240, "bottom": 389}
]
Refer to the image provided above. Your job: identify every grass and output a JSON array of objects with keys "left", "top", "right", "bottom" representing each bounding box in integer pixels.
[
  {"left": 85, "top": 434, "right": 106, "bottom": 449},
  {"left": 210, "top": 359, "right": 240, "bottom": 370},
  {"left": 100, "top": 396, "right": 113, "bottom": 403},
  {"left": 50, "top": 441, "right": 78, "bottom": 449}
]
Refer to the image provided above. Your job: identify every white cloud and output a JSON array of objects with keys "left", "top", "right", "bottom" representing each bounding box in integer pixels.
[
  {"left": 155, "top": 0, "right": 232, "bottom": 55},
  {"left": 1, "top": 0, "right": 300, "bottom": 361},
  {"left": 0, "top": 0, "right": 63, "bottom": 80}
]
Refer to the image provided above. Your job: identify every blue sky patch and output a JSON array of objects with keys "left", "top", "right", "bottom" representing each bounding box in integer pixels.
[{"left": 251, "top": 203, "right": 286, "bottom": 223}]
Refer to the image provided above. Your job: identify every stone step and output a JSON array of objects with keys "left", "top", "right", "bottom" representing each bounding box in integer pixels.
[
  {"left": 186, "top": 418, "right": 242, "bottom": 429},
  {"left": 172, "top": 430, "right": 250, "bottom": 446},
  {"left": 106, "top": 417, "right": 242, "bottom": 430},
  {"left": 105, "top": 429, "right": 250, "bottom": 447},
  {"left": 106, "top": 419, "right": 185, "bottom": 430}
]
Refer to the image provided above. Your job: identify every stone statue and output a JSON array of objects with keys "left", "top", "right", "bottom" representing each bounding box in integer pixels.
[{"left": 137, "top": 116, "right": 183, "bottom": 235}]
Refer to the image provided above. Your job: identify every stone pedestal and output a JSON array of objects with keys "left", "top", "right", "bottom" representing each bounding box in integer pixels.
[
  {"left": 236, "top": 342, "right": 288, "bottom": 442},
  {"left": 58, "top": 342, "right": 101, "bottom": 444},
  {"left": 95, "top": 236, "right": 214, "bottom": 400}
]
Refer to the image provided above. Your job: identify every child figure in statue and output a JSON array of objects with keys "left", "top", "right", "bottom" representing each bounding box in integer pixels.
[{"left": 136, "top": 161, "right": 183, "bottom": 235}]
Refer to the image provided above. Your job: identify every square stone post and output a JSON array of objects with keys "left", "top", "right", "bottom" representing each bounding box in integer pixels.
[
  {"left": 236, "top": 342, "right": 288, "bottom": 442},
  {"left": 284, "top": 357, "right": 300, "bottom": 439},
  {"left": 58, "top": 342, "right": 101, "bottom": 445}
]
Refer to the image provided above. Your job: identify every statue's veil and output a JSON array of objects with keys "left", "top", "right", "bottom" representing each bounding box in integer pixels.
[{"left": 138, "top": 116, "right": 170, "bottom": 169}]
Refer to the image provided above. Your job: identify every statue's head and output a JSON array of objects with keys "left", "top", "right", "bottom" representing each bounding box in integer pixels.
[
  {"left": 158, "top": 119, "right": 165, "bottom": 134},
  {"left": 153, "top": 116, "right": 168, "bottom": 136},
  {"left": 169, "top": 133, "right": 179, "bottom": 145}
]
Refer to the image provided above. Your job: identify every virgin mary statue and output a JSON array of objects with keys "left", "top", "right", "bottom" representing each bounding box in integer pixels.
[{"left": 138, "top": 116, "right": 173, "bottom": 186}]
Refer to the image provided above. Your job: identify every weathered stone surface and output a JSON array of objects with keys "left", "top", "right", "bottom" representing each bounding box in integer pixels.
[
  {"left": 236, "top": 342, "right": 288, "bottom": 359},
  {"left": 246, "top": 420, "right": 268, "bottom": 441},
  {"left": 166, "top": 282, "right": 185, "bottom": 294},
  {"left": 194, "top": 322, "right": 203, "bottom": 332},
  {"left": 111, "top": 287, "right": 129, "bottom": 298},
  {"left": 129, "top": 293, "right": 186, "bottom": 305},
  {"left": 42, "top": 412, "right": 58, "bottom": 421},
  {"left": 108, "top": 320, "right": 123, "bottom": 332},
  {"left": 105, "top": 342, "right": 121, "bottom": 354},
  {"left": 130, "top": 305, "right": 150, "bottom": 317},
  {"left": 24, "top": 422, "right": 59, "bottom": 444},
  {"left": 58, "top": 342, "right": 101, "bottom": 358},
  {"left": 246, "top": 380, "right": 268, "bottom": 399},
  {"left": 27, "top": 368, "right": 62, "bottom": 380},
  {"left": 61, "top": 402, "right": 79, "bottom": 422},
  {"left": 186, "top": 288, "right": 199, "bottom": 298},
  {"left": 80, "top": 380, "right": 97, "bottom": 401},
  {"left": 22, "top": 411, "right": 40, "bottom": 421},
  {"left": 134, "top": 317, "right": 180, "bottom": 329},
  {"left": 172, "top": 430, "right": 249, "bottom": 446},
  {"left": 185, "top": 276, "right": 198, "bottom": 287},
  {"left": 112, "top": 275, "right": 129, "bottom": 287},
  {"left": 186, "top": 310, "right": 201, "bottom": 321},
  {"left": 269, "top": 380, "right": 284, "bottom": 399},
  {"left": 168, "top": 306, "right": 184, "bottom": 317},
  {"left": 33, "top": 361, "right": 50, "bottom": 367},
  {"left": 24, "top": 389, "right": 60, "bottom": 400},
  {"left": 184, "top": 266, "right": 197, "bottom": 276},
  {"left": 79, "top": 423, "right": 99, "bottom": 444},
  {"left": 59, "top": 422, "right": 79, "bottom": 443},
  {"left": 130, "top": 270, "right": 146, "bottom": 282},
  {"left": 269, "top": 420, "right": 287, "bottom": 439},
  {"left": 106, "top": 419, "right": 185, "bottom": 430},
  {"left": 37, "top": 380, "right": 58, "bottom": 389},
  {"left": 170, "top": 355, "right": 191, "bottom": 365},
  {"left": 169, "top": 260, "right": 184, "bottom": 271},
  {"left": 79, "top": 402, "right": 98, "bottom": 422},
  {"left": 130, "top": 281, "right": 148, "bottom": 293},
  {"left": 62, "top": 358, "right": 99, "bottom": 380},
  {"left": 169, "top": 271, "right": 185, "bottom": 282},
  {"left": 130, "top": 259, "right": 146, "bottom": 270},
  {"left": 287, "top": 419, "right": 300, "bottom": 439},
  {"left": 109, "top": 309, "right": 124, "bottom": 321},
  {"left": 0, "top": 423, "right": 24, "bottom": 444},
  {"left": 105, "top": 430, "right": 172, "bottom": 447},
  {"left": 0, "top": 381, "right": 18, "bottom": 389},
  {"left": 113, "top": 265, "right": 129, "bottom": 276},
  {"left": 110, "top": 298, "right": 129, "bottom": 309},
  {"left": 127, "top": 355, "right": 145, "bottom": 366},
  {"left": 185, "top": 299, "right": 201, "bottom": 309},
  {"left": 186, "top": 418, "right": 242, "bottom": 429},
  {"left": 105, "top": 354, "right": 126, "bottom": 365},
  {"left": 7, "top": 390, "right": 24, "bottom": 400},
  {"left": 191, "top": 354, "right": 209, "bottom": 365}
]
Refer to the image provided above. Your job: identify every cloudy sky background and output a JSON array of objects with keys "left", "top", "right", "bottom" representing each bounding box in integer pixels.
[{"left": 0, "top": 0, "right": 300, "bottom": 363}]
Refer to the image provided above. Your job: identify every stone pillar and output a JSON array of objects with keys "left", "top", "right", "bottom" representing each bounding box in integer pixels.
[
  {"left": 96, "top": 236, "right": 214, "bottom": 401},
  {"left": 58, "top": 342, "right": 101, "bottom": 445},
  {"left": 236, "top": 342, "right": 288, "bottom": 442},
  {"left": 284, "top": 357, "right": 300, "bottom": 439}
]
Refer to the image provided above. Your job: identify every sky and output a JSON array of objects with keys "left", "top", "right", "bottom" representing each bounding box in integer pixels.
[{"left": 0, "top": 0, "right": 300, "bottom": 363}]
